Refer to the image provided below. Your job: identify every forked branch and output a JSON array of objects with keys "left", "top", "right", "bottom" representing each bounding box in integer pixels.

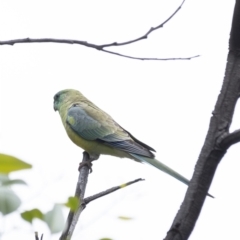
[
  {"left": 60, "top": 151, "right": 144, "bottom": 240},
  {"left": 164, "top": 1, "right": 240, "bottom": 239},
  {"left": 0, "top": 1, "right": 199, "bottom": 61}
]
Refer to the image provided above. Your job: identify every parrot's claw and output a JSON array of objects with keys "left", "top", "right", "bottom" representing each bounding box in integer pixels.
[
  {"left": 78, "top": 161, "right": 93, "bottom": 173},
  {"left": 78, "top": 152, "right": 99, "bottom": 173}
]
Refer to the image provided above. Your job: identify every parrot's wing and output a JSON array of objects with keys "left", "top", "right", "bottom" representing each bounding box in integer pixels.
[{"left": 66, "top": 104, "right": 154, "bottom": 157}]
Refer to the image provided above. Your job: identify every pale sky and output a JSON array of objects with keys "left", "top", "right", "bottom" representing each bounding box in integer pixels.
[{"left": 0, "top": 0, "right": 238, "bottom": 240}]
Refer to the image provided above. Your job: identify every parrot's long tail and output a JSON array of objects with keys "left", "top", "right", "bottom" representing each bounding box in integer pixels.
[
  {"left": 130, "top": 153, "right": 189, "bottom": 185},
  {"left": 129, "top": 153, "right": 214, "bottom": 198}
]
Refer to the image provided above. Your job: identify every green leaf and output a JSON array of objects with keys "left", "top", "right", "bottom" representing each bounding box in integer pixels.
[
  {"left": 64, "top": 196, "right": 79, "bottom": 212},
  {"left": 2, "top": 179, "right": 27, "bottom": 186},
  {"left": 44, "top": 204, "right": 65, "bottom": 233},
  {"left": 0, "top": 173, "right": 27, "bottom": 186},
  {"left": 0, "top": 187, "right": 21, "bottom": 215},
  {"left": 118, "top": 216, "right": 133, "bottom": 220},
  {"left": 21, "top": 209, "right": 44, "bottom": 223},
  {"left": 99, "top": 238, "right": 113, "bottom": 240},
  {"left": 0, "top": 174, "right": 10, "bottom": 182},
  {"left": 0, "top": 153, "right": 32, "bottom": 173}
]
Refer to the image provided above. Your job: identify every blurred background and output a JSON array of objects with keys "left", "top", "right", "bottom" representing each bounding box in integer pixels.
[{"left": 0, "top": 0, "right": 237, "bottom": 239}]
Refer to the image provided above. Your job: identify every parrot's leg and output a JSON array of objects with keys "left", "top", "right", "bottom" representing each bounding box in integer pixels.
[
  {"left": 78, "top": 161, "right": 93, "bottom": 173},
  {"left": 78, "top": 152, "right": 99, "bottom": 173}
]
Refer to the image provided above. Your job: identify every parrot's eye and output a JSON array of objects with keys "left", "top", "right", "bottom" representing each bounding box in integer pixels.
[{"left": 54, "top": 94, "right": 60, "bottom": 100}]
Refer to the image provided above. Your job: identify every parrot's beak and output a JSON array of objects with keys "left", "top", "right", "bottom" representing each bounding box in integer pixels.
[{"left": 53, "top": 102, "right": 58, "bottom": 111}]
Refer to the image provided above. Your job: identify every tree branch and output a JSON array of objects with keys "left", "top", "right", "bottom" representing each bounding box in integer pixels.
[
  {"left": 0, "top": 1, "right": 199, "bottom": 61},
  {"left": 102, "top": 49, "right": 199, "bottom": 61},
  {"left": 35, "top": 232, "right": 43, "bottom": 240},
  {"left": 60, "top": 151, "right": 91, "bottom": 240},
  {"left": 83, "top": 178, "right": 144, "bottom": 206},
  {"left": 60, "top": 154, "right": 144, "bottom": 240},
  {"left": 164, "top": 1, "right": 240, "bottom": 239},
  {"left": 217, "top": 129, "right": 240, "bottom": 149},
  {"left": 98, "top": 0, "right": 186, "bottom": 48}
]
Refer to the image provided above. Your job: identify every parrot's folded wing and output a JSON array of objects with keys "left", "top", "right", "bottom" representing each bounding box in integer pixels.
[{"left": 66, "top": 105, "right": 154, "bottom": 157}]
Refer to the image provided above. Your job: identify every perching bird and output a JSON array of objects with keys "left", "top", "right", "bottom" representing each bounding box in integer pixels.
[{"left": 53, "top": 89, "right": 189, "bottom": 185}]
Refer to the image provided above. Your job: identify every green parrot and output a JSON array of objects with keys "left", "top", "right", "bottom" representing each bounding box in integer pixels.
[{"left": 53, "top": 89, "right": 189, "bottom": 185}]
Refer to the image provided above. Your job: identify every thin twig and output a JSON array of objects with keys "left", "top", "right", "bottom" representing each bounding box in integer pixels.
[
  {"left": 98, "top": 0, "right": 186, "bottom": 48},
  {"left": 83, "top": 178, "right": 144, "bottom": 206},
  {"left": 35, "top": 232, "right": 43, "bottom": 240},
  {"left": 59, "top": 151, "right": 91, "bottom": 240},
  {"left": 102, "top": 49, "right": 199, "bottom": 61},
  {"left": 0, "top": 1, "right": 198, "bottom": 61}
]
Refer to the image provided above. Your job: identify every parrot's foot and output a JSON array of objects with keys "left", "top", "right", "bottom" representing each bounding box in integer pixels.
[
  {"left": 78, "top": 152, "right": 99, "bottom": 173},
  {"left": 78, "top": 161, "right": 93, "bottom": 173}
]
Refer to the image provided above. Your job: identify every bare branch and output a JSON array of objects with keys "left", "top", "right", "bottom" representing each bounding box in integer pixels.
[
  {"left": 0, "top": 38, "right": 99, "bottom": 48},
  {"left": 164, "top": 1, "right": 240, "bottom": 239},
  {"left": 60, "top": 157, "right": 144, "bottom": 240},
  {"left": 60, "top": 151, "right": 91, "bottom": 240},
  {"left": 102, "top": 49, "right": 199, "bottom": 61},
  {"left": 219, "top": 129, "right": 240, "bottom": 149},
  {"left": 99, "top": 0, "right": 186, "bottom": 48},
  {"left": 0, "top": 1, "right": 197, "bottom": 61},
  {"left": 83, "top": 178, "right": 144, "bottom": 206},
  {"left": 35, "top": 232, "right": 43, "bottom": 240}
]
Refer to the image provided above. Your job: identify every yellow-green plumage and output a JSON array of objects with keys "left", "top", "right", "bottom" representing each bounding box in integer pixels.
[
  {"left": 53, "top": 89, "right": 189, "bottom": 186},
  {"left": 56, "top": 91, "right": 133, "bottom": 160}
]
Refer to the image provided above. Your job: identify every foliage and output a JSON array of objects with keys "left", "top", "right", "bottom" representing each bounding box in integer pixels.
[{"left": 0, "top": 153, "right": 66, "bottom": 235}]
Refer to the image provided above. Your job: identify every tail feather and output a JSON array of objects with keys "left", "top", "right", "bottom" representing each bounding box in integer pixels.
[
  {"left": 129, "top": 153, "right": 214, "bottom": 198},
  {"left": 130, "top": 153, "right": 189, "bottom": 185}
]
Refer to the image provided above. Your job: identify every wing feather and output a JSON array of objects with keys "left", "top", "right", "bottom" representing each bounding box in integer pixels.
[{"left": 67, "top": 104, "right": 155, "bottom": 158}]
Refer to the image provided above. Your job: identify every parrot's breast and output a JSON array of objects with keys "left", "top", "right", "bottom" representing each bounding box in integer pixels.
[
  {"left": 64, "top": 123, "right": 128, "bottom": 159},
  {"left": 58, "top": 106, "right": 131, "bottom": 160}
]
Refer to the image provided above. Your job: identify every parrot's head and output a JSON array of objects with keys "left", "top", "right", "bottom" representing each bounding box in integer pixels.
[{"left": 53, "top": 89, "right": 82, "bottom": 111}]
